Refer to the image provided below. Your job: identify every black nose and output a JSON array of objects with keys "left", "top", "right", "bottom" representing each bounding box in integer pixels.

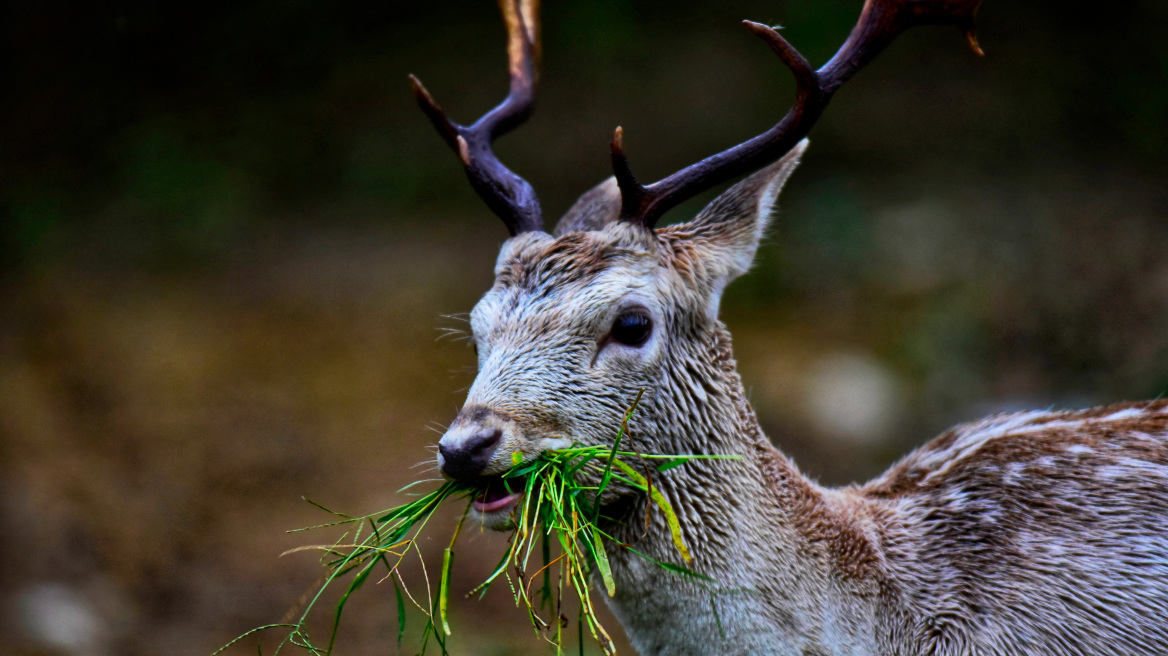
[{"left": 439, "top": 428, "right": 503, "bottom": 480}]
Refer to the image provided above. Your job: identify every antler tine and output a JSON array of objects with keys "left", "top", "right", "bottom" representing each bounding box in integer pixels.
[
  {"left": 614, "top": 0, "right": 983, "bottom": 229},
  {"left": 409, "top": 0, "right": 544, "bottom": 236}
]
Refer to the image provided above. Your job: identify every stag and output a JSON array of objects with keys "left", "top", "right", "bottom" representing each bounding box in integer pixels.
[{"left": 409, "top": 0, "right": 1168, "bottom": 653}]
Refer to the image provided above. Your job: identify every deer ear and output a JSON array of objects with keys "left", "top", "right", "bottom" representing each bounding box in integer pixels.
[
  {"left": 554, "top": 177, "right": 622, "bottom": 236},
  {"left": 665, "top": 139, "right": 807, "bottom": 286}
]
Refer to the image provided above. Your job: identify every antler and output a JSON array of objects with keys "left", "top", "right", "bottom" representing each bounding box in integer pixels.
[
  {"left": 409, "top": 0, "right": 544, "bottom": 235},
  {"left": 611, "top": 0, "right": 984, "bottom": 229}
]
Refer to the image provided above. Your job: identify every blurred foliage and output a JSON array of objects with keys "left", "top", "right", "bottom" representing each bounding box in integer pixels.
[
  {"left": 2, "top": 0, "right": 1168, "bottom": 654},
  {"left": 4, "top": 0, "right": 1167, "bottom": 267}
]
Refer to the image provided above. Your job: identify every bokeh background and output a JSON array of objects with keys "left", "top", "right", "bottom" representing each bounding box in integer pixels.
[{"left": 3, "top": 0, "right": 1167, "bottom": 654}]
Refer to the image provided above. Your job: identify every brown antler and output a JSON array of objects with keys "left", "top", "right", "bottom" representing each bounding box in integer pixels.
[
  {"left": 611, "top": 0, "right": 983, "bottom": 229},
  {"left": 409, "top": 0, "right": 543, "bottom": 235}
]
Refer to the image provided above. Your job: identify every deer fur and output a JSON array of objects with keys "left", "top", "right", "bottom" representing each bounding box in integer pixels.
[{"left": 438, "top": 141, "right": 1168, "bottom": 655}]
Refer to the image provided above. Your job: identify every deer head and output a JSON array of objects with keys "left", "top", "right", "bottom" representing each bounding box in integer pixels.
[{"left": 411, "top": 0, "right": 982, "bottom": 531}]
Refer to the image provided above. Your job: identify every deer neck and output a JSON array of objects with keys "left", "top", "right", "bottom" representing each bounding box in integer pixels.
[{"left": 601, "top": 325, "right": 890, "bottom": 654}]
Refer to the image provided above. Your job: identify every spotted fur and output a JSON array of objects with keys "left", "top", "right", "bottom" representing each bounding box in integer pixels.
[{"left": 438, "top": 141, "right": 1168, "bottom": 655}]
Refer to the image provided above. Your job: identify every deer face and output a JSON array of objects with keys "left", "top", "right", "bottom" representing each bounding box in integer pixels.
[
  {"left": 437, "top": 142, "right": 807, "bottom": 529},
  {"left": 413, "top": 0, "right": 979, "bottom": 530}
]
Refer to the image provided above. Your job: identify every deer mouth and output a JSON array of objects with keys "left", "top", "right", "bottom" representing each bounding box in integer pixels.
[{"left": 471, "top": 477, "right": 524, "bottom": 514}]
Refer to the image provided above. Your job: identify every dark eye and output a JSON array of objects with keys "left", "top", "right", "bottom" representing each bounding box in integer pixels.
[{"left": 611, "top": 312, "right": 653, "bottom": 347}]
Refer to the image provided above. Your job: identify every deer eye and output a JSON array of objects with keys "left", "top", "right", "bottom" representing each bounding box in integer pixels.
[{"left": 611, "top": 312, "right": 653, "bottom": 347}]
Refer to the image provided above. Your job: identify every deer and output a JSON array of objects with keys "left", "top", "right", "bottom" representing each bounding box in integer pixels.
[{"left": 409, "top": 0, "right": 1168, "bottom": 654}]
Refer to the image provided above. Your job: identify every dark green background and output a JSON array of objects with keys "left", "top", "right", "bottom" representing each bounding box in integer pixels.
[{"left": 3, "top": 1, "right": 1167, "bottom": 654}]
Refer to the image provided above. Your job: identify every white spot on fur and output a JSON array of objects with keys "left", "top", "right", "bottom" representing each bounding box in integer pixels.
[
  {"left": 539, "top": 436, "right": 574, "bottom": 451},
  {"left": 919, "top": 407, "right": 1156, "bottom": 484},
  {"left": 1114, "top": 457, "right": 1168, "bottom": 478},
  {"left": 980, "top": 505, "right": 1002, "bottom": 525},
  {"left": 943, "top": 490, "right": 969, "bottom": 511},
  {"left": 1102, "top": 407, "right": 1146, "bottom": 422},
  {"left": 1096, "top": 465, "right": 1125, "bottom": 480},
  {"left": 1002, "top": 461, "right": 1027, "bottom": 486}
]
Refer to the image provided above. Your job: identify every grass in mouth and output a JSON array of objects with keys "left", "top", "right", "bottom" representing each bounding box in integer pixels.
[{"left": 215, "top": 391, "right": 738, "bottom": 655}]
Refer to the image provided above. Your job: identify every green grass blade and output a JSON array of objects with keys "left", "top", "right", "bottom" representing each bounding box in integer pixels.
[
  {"left": 655, "top": 457, "right": 690, "bottom": 472},
  {"left": 593, "top": 389, "right": 644, "bottom": 525},
  {"left": 565, "top": 453, "right": 598, "bottom": 478},
  {"left": 327, "top": 558, "right": 377, "bottom": 653},
  {"left": 211, "top": 624, "right": 299, "bottom": 655},
  {"left": 611, "top": 458, "right": 692, "bottom": 564},
  {"left": 540, "top": 531, "right": 553, "bottom": 609},
  {"left": 248, "top": 391, "right": 748, "bottom": 655},
  {"left": 301, "top": 497, "right": 351, "bottom": 518},
  {"left": 622, "top": 545, "right": 715, "bottom": 583},
  {"left": 393, "top": 577, "right": 406, "bottom": 647},
  {"left": 709, "top": 590, "right": 726, "bottom": 640},
  {"left": 467, "top": 545, "right": 513, "bottom": 598},
  {"left": 590, "top": 526, "right": 616, "bottom": 597},
  {"left": 439, "top": 547, "right": 454, "bottom": 635}
]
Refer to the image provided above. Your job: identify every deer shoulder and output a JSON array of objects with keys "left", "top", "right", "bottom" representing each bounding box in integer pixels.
[{"left": 843, "top": 402, "right": 1168, "bottom": 653}]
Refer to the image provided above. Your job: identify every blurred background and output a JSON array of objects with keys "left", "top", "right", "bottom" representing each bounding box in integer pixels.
[{"left": 3, "top": 0, "right": 1167, "bottom": 653}]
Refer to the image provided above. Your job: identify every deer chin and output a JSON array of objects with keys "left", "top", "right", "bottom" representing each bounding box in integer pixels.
[{"left": 469, "top": 477, "right": 524, "bottom": 531}]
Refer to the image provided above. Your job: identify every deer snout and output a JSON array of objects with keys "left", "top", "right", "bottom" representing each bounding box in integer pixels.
[{"left": 437, "top": 425, "right": 503, "bottom": 480}]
